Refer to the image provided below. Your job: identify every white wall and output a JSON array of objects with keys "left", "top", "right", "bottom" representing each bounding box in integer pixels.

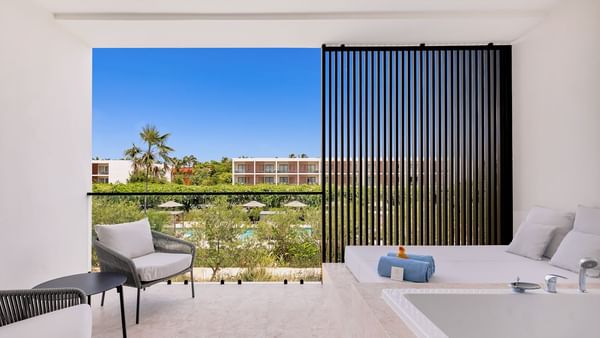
[
  {"left": 0, "top": 1, "right": 91, "bottom": 288},
  {"left": 108, "top": 160, "right": 133, "bottom": 184},
  {"left": 512, "top": 0, "right": 600, "bottom": 228}
]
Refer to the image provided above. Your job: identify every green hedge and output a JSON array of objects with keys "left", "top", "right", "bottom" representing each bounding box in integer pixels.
[
  {"left": 92, "top": 182, "right": 321, "bottom": 194},
  {"left": 91, "top": 183, "right": 322, "bottom": 209}
]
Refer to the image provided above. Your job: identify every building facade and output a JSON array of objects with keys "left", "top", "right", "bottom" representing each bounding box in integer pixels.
[
  {"left": 92, "top": 160, "right": 175, "bottom": 184},
  {"left": 232, "top": 157, "right": 453, "bottom": 187},
  {"left": 232, "top": 158, "right": 321, "bottom": 185},
  {"left": 91, "top": 160, "right": 133, "bottom": 183}
]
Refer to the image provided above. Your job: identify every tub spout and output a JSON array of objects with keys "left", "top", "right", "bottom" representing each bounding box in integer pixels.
[{"left": 578, "top": 257, "right": 598, "bottom": 293}]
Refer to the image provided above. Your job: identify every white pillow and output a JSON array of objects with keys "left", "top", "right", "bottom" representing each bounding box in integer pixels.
[
  {"left": 525, "top": 206, "right": 575, "bottom": 258},
  {"left": 507, "top": 223, "right": 556, "bottom": 260},
  {"left": 550, "top": 231, "right": 600, "bottom": 274},
  {"left": 526, "top": 206, "right": 574, "bottom": 226},
  {"left": 573, "top": 205, "right": 600, "bottom": 235},
  {"left": 96, "top": 218, "right": 155, "bottom": 259}
]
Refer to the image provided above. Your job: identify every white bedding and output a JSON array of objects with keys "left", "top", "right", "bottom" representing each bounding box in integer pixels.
[{"left": 345, "top": 245, "right": 599, "bottom": 284}]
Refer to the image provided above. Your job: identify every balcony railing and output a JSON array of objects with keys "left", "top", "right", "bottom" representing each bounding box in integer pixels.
[{"left": 89, "top": 190, "right": 322, "bottom": 283}]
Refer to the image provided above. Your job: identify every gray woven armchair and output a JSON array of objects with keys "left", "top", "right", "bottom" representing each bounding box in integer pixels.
[
  {"left": 94, "top": 230, "right": 196, "bottom": 324},
  {"left": 0, "top": 288, "right": 86, "bottom": 327}
]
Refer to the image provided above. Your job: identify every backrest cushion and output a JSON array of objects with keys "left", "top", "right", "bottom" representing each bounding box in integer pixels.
[
  {"left": 525, "top": 206, "right": 574, "bottom": 227},
  {"left": 573, "top": 205, "right": 600, "bottom": 235},
  {"left": 549, "top": 230, "right": 600, "bottom": 276},
  {"left": 506, "top": 223, "right": 557, "bottom": 260},
  {"left": 96, "top": 218, "right": 155, "bottom": 259},
  {"left": 525, "top": 206, "right": 575, "bottom": 258}
]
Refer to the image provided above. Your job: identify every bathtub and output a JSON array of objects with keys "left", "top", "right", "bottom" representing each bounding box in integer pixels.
[{"left": 382, "top": 288, "right": 600, "bottom": 338}]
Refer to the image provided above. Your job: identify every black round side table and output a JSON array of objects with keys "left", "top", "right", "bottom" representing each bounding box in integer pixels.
[{"left": 35, "top": 272, "right": 128, "bottom": 338}]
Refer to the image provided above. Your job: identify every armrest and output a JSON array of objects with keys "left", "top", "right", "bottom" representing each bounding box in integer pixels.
[
  {"left": 0, "top": 288, "right": 86, "bottom": 326},
  {"left": 151, "top": 231, "right": 196, "bottom": 259},
  {"left": 92, "top": 239, "right": 141, "bottom": 287}
]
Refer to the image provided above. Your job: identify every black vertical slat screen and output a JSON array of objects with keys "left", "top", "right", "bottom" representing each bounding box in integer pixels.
[{"left": 321, "top": 45, "right": 512, "bottom": 263}]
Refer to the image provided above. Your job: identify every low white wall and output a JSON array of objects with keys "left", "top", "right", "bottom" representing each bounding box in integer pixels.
[
  {"left": 512, "top": 0, "right": 600, "bottom": 229},
  {"left": 0, "top": 1, "right": 91, "bottom": 288}
]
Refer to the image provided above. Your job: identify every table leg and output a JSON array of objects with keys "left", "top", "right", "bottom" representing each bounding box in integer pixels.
[{"left": 117, "top": 286, "right": 127, "bottom": 338}]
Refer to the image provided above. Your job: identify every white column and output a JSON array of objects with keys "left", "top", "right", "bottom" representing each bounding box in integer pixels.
[
  {"left": 296, "top": 159, "right": 300, "bottom": 185},
  {"left": 232, "top": 159, "right": 236, "bottom": 185}
]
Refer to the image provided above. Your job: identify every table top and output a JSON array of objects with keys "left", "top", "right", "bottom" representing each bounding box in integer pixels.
[{"left": 34, "top": 272, "right": 127, "bottom": 296}]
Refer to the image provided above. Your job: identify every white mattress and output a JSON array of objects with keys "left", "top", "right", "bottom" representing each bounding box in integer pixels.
[{"left": 345, "top": 245, "right": 599, "bottom": 284}]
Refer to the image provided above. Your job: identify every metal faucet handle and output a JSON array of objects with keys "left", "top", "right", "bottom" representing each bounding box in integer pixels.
[{"left": 545, "top": 274, "right": 567, "bottom": 293}]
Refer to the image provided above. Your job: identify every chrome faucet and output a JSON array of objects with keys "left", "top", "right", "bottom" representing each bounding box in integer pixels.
[
  {"left": 579, "top": 257, "right": 598, "bottom": 293},
  {"left": 544, "top": 274, "right": 566, "bottom": 293}
]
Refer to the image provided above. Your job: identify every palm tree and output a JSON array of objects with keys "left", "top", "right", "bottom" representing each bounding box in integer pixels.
[
  {"left": 171, "top": 157, "right": 184, "bottom": 172},
  {"left": 182, "top": 155, "right": 198, "bottom": 167},
  {"left": 124, "top": 143, "right": 143, "bottom": 172},
  {"left": 124, "top": 124, "right": 174, "bottom": 210}
]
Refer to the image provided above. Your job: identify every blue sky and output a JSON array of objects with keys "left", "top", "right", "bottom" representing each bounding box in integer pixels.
[{"left": 92, "top": 48, "right": 320, "bottom": 161}]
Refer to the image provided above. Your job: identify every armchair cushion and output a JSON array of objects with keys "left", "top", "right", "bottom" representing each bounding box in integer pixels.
[
  {"left": 96, "top": 218, "right": 155, "bottom": 259},
  {"left": 0, "top": 304, "right": 91, "bottom": 338},
  {"left": 133, "top": 252, "right": 192, "bottom": 282}
]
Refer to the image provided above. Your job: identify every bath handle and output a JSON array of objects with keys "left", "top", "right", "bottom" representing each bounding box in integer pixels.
[{"left": 545, "top": 274, "right": 567, "bottom": 293}]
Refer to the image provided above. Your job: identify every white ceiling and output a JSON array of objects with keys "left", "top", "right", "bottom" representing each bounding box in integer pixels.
[
  {"left": 33, "top": 0, "right": 564, "bottom": 13},
  {"left": 32, "top": 0, "right": 565, "bottom": 47}
]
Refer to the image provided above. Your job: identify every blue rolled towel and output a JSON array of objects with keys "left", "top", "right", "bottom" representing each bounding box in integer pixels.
[
  {"left": 377, "top": 256, "right": 433, "bottom": 283},
  {"left": 387, "top": 252, "right": 435, "bottom": 273}
]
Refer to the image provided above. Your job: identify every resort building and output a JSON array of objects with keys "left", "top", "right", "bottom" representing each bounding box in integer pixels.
[
  {"left": 233, "top": 157, "right": 451, "bottom": 187},
  {"left": 232, "top": 157, "right": 320, "bottom": 185},
  {"left": 92, "top": 160, "right": 172, "bottom": 184},
  {"left": 91, "top": 160, "right": 132, "bottom": 184}
]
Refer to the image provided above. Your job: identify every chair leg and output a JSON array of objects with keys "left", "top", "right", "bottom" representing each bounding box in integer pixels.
[
  {"left": 101, "top": 291, "right": 105, "bottom": 307},
  {"left": 136, "top": 288, "right": 141, "bottom": 325},
  {"left": 190, "top": 269, "right": 195, "bottom": 298}
]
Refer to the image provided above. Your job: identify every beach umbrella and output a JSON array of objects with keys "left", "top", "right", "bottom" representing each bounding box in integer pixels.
[
  {"left": 158, "top": 201, "right": 184, "bottom": 232},
  {"left": 158, "top": 200, "right": 184, "bottom": 208},
  {"left": 243, "top": 201, "right": 266, "bottom": 208},
  {"left": 284, "top": 200, "right": 307, "bottom": 208}
]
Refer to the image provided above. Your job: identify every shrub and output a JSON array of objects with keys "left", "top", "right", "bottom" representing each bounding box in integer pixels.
[
  {"left": 147, "top": 210, "right": 170, "bottom": 232},
  {"left": 189, "top": 198, "right": 249, "bottom": 281},
  {"left": 236, "top": 268, "right": 275, "bottom": 282},
  {"left": 91, "top": 198, "right": 143, "bottom": 225}
]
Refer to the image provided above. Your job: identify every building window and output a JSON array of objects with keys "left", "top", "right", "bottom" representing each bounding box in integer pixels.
[
  {"left": 93, "top": 176, "right": 109, "bottom": 183},
  {"left": 98, "top": 164, "right": 109, "bottom": 175},
  {"left": 278, "top": 164, "right": 288, "bottom": 173},
  {"left": 307, "top": 164, "right": 318, "bottom": 173},
  {"left": 306, "top": 177, "right": 317, "bottom": 184},
  {"left": 236, "top": 176, "right": 247, "bottom": 184},
  {"left": 264, "top": 176, "right": 275, "bottom": 184},
  {"left": 264, "top": 164, "right": 275, "bottom": 173},
  {"left": 235, "top": 164, "right": 246, "bottom": 173},
  {"left": 279, "top": 176, "right": 289, "bottom": 184}
]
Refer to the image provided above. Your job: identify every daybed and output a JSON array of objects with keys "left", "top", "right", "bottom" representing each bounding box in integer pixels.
[{"left": 345, "top": 245, "right": 600, "bottom": 284}]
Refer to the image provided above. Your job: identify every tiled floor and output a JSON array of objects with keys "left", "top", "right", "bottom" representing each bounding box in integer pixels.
[
  {"left": 92, "top": 264, "right": 600, "bottom": 337},
  {"left": 92, "top": 282, "right": 346, "bottom": 338}
]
